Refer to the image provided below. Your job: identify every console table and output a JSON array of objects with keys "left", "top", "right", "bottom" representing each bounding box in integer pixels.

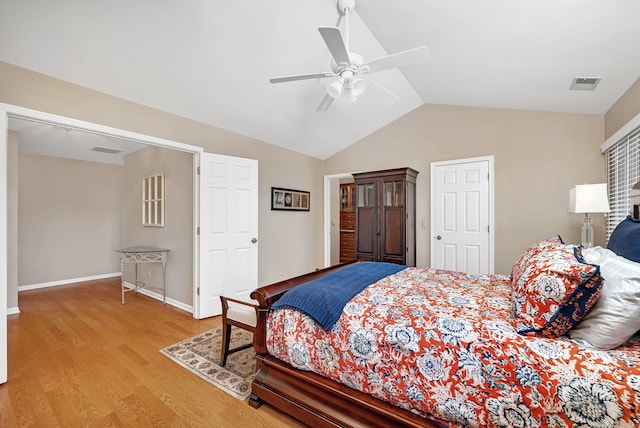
[{"left": 117, "top": 246, "right": 170, "bottom": 304}]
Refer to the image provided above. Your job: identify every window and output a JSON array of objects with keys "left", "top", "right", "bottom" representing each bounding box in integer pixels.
[
  {"left": 142, "top": 173, "right": 164, "bottom": 227},
  {"left": 605, "top": 126, "right": 640, "bottom": 238}
]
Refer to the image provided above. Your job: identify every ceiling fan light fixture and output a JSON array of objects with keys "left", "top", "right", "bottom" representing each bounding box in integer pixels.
[
  {"left": 347, "top": 77, "right": 367, "bottom": 96},
  {"left": 268, "top": 0, "right": 429, "bottom": 111},
  {"left": 343, "top": 87, "right": 358, "bottom": 103},
  {"left": 327, "top": 78, "right": 345, "bottom": 98}
]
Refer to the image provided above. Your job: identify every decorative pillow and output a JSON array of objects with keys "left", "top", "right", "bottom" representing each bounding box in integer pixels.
[
  {"left": 510, "top": 236, "right": 564, "bottom": 284},
  {"left": 568, "top": 247, "right": 640, "bottom": 350},
  {"left": 607, "top": 216, "right": 640, "bottom": 263},
  {"left": 511, "top": 243, "right": 602, "bottom": 337}
]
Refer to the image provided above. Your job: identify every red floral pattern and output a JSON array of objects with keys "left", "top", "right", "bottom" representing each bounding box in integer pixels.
[
  {"left": 511, "top": 244, "right": 602, "bottom": 337},
  {"left": 510, "top": 236, "right": 563, "bottom": 282},
  {"left": 267, "top": 267, "right": 640, "bottom": 427}
]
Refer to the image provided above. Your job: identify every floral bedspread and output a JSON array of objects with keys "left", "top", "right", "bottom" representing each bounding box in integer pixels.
[{"left": 266, "top": 267, "right": 640, "bottom": 427}]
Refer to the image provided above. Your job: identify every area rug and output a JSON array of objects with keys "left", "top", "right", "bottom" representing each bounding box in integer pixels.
[{"left": 160, "top": 327, "right": 256, "bottom": 400}]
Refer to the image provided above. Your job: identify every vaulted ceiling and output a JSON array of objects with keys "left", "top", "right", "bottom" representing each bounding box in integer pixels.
[{"left": 2, "top": 0, "right": 640, "bottom": 161}]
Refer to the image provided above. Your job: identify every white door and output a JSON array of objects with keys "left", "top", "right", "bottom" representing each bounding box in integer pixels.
[
  {"left": 431, "top": 156, "right": 493, "bottom": 274},
  {"left": 197, "top": 153, "right": 258, "bottom": 319}
]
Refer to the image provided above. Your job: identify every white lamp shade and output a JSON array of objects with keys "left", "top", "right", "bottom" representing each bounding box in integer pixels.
[
  {"left": 569, "top": 183, "right": 610, "bottom": 214},
  {"left": 342, "top": 87, "right": 357, "bottom": 103},
  {"left": 326, "top": 78, "right": 345, "bottom": 99},
  {"left": 347, "top": 77, "right": 367, "bottom": 96}
]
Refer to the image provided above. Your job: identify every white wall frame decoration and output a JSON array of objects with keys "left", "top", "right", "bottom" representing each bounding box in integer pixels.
[{"left": 142, "top": 173, "right": 165, "bottom": 227}]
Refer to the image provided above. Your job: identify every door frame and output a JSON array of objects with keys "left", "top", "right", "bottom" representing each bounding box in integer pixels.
[
  {"left": 430, "top": 155, "right": 495, "bottom": 273},
  {"left": 0, "top": 102, "right": 209, "bottom": 382},
  {"left": 323, "top": 172, "right": 357, "bottom": 267}
]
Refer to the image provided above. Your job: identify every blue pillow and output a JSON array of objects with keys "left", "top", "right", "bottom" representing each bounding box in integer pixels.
[{"left": 607, "top": 216, "right": 640, "bottom": 263}]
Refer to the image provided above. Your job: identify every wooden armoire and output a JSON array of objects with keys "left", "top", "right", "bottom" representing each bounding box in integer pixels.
[{"left": 353, "top": 167, "right": 418, "bottom": 266}]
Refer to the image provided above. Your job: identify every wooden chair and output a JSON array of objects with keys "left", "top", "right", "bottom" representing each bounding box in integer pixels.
[{"left": 220, "top": 296, "right": 258, "bottom": 366}]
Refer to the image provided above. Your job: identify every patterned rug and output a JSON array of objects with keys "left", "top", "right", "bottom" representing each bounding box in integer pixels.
[{"left": 160, "top": 326, "right": 256, "bottom": 400}]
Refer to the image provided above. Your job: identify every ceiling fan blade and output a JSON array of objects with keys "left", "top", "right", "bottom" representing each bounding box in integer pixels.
[
  {"left": 316, "top": 93, "right": 335, "bottom": 112},
  {"left": 362, "top": 46, "right": 430, "bottom": 74},
  {"left": 270, "top": 72, "right": 337, "bottom": 84},
  {"left": 364, "top": 77, "right": 399, "bottom": 100},
  {"left": 318, "top": 27, "right": 350, "bottom": 65}
]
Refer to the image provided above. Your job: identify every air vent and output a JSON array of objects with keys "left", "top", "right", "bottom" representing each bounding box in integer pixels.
[
  {"left": 91, "top": 146, "right": 122, "bottom": 154},
  {"left": 570, "top": 77, "right": 601, "bottom": 91}
]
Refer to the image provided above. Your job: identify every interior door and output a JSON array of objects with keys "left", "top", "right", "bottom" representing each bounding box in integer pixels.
[
  {"left": 431, "top": 157, "right": 493, "bottom": 274},
  {"left": 197, "top": 153, "right": 258, "bottom": 318}
]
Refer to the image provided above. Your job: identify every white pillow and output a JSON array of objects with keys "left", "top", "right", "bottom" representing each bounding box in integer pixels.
[{"left": 568, "top": 246, "right": 640, "bottom": 350}]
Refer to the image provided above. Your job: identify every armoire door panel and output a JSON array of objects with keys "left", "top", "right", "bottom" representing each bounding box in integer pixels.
[
  {"left": 356, "top": 208, "right": 375, "bottom": 254},
  {"left": 383, "top": 208, "right": 403, "bottom": 256}
]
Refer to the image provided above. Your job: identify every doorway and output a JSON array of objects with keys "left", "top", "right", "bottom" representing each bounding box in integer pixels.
[
  {"left": 323, "top": 172, "right": 356, "bottom": 267},
  {"left": 0, "top": 102, "right": 207, "bottom": 383},
  {"left": 430, "top": 156, "right": 494, "bottom": 274}
]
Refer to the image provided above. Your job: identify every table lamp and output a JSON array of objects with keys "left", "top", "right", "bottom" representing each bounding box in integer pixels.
[{"left": 569, "top": 183, "right": 610, "bottom": 248}]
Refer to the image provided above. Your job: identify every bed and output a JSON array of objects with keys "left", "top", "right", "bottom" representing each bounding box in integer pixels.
[{"left": 248, "top": 217, "right": 640, "bottom": 427}]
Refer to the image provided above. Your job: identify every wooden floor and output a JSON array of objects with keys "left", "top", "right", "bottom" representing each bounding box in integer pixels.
[{"left": 0, "top": 278, "right": 305, "bottom": 427}]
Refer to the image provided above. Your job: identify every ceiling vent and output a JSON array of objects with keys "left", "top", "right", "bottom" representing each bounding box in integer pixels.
[
  {"left": 91, "top": 146, "right": 122, "bottom": 154},
  {"left": 570, "top": 77, "right": 601, "bottom": 91}
]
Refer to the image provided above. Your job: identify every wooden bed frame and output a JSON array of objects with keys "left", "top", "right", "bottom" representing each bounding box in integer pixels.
[{"left": 248, "top": 261, "right": 440, "bottom": 428}]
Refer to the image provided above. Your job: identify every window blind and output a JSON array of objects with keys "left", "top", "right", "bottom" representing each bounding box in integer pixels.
[{"left": 605, "top": 126, "right": 640, "bottom": 239}]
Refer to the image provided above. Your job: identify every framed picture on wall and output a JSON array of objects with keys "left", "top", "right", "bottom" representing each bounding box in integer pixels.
[{"left": 271, "top": 187, "right": 310, "bottom": 211}]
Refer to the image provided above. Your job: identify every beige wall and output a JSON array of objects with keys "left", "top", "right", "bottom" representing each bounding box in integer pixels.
[
  {"left": 605, "top": 77, "right": 640, "bottom": 140},
  {"left": 18, "top": 153, "right": 123, "bottom": 285},
  {"left": 122, "top": 146, "right": 194, "bottom": 304},
  {"left": 8, "top": 58, "right": 638, "bottom": 305},
  {"left": 1, "top": 61, "right": 325, "bottom": 311},
  {"left": 324, "top": 104, "right": 605, "bottom": 274}
]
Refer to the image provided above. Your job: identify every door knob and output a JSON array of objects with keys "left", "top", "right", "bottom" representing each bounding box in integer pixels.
[
  {"left": 251, "top": 238, "right": 258, "bottom": 243},
  {"left": 436, "top": 235, "right": 442, "bottom": 240}
]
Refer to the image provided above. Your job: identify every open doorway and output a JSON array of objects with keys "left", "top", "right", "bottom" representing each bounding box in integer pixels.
[
  {"left": 1, "top": 102, "right": 205, "bottom": 383},
  {"left": 323, "top": 172, "right": 357, "bottom": 267},
  {"left": 3, "top": 104, "right": 203, "bottom": 305}
]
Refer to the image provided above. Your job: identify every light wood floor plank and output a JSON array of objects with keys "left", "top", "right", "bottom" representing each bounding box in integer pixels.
[{"left": 0, "top": 278, "right": 305, "bottom": 427}]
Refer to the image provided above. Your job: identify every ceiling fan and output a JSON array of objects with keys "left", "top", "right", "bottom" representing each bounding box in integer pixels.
[{"left": 269, "top": 0, "right": 430, "bottom": 112}]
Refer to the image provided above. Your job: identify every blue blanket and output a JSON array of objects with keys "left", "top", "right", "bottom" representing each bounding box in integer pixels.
[{"left": 271, "top": 262, "right": 406, "bottom": 330}]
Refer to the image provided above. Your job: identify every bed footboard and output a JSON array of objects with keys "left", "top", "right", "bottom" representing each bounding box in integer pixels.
[
  {"left": 250, "top": 354, "right": 436, "bottom": 428},
  {"left": 249, "top": 260, "right": 358, "bottom": 354},
  {"left": 248, "top": 261, "right": 438, "bottom": 427}
]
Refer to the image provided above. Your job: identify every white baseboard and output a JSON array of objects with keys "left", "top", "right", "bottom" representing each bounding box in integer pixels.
[
  {"left": 18, "top": 272, "right": 122, "bottom": 292},
  {"left": 14, "top": 274, "right": 194, "bottom": 315},
  {"left": 121, "top": 281, "right": 194, "bottom": 313}
]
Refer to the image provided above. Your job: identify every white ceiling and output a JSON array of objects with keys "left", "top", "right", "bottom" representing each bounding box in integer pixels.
[
  {"left": 2, "top": 0, "right": 640, "bottom": 162},
  {"left": 8, "top": 118, "right": 146, "bottom": 166}
]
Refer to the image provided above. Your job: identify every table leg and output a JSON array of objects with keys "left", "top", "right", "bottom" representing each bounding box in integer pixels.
[
  {"left": 162, "top": 257, "right": 167, "bottom": 304},
  {"left": 121, "top": 258, "right": 125, "bottom": 304}
]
